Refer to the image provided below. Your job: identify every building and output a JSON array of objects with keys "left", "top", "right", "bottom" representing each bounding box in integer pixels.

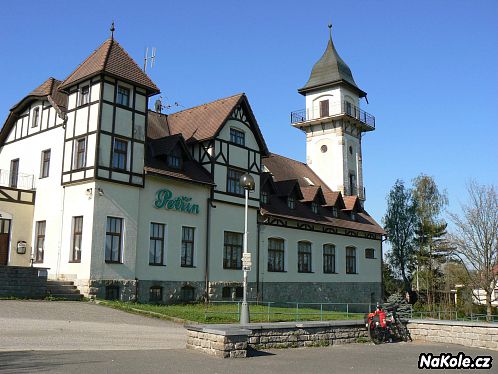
[{"left": 0, "top": 28, "right": 384, "bottom": 304}]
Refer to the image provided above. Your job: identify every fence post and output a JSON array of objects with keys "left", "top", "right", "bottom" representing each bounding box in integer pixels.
[
  {"left": 267, "top": 302, "right": 270, "bottom": 322},
  {"left": 346, "top": 303, "right": 349, "bottom": 319},
  {"left": 320, "top": 304, "right": 323, "bottom": 321},
  {"left": 237, "top": 302, "right": 240, "bottom": 321},
  {"left": 296, "top": 303, "right": 299, "bottom": 322}
]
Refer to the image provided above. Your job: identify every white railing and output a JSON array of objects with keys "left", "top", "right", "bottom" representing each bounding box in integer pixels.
[{"left": 0, "top": 169, "right": 35, "bottom": 190}]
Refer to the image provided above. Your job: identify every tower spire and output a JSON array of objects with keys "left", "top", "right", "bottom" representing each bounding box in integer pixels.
[
  {"left": 328, "top": 23, "right": 332, "bottom": 40},
  {"left": 110, "top": 21, "right": 115, "bottom": 40}
]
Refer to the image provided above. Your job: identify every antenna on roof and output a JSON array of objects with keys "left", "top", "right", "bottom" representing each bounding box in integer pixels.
[
  {"left": 143, "top": 47, "right": 156, "bottom": 73},
  {"left": 110, "top": 21, "right": 115, "bottom": 39}
]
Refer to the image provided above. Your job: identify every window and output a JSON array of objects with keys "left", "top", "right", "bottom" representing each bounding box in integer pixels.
[
  {"left": 167, "top": 148, "right": 182, "bottom": 169},
  {"left": 105, "top": 217, "right": 123, "bottom": 263},
  {"left": 346, "top": 246, "right": 357, "bottom": 274},
  {"left": 117, "top": 86, "right": 130, "bottom": 106},
  {"left": 261, "top": 190, "right": 269, "bottom": 204},
  {"left": 74, "top": 138, "right": 86, "bottom": 169},
  {"left": 40, "top": 149, "right": 50, "bottom": 178},
  {"left": 320, "top": 145, "right": 328, "bottom": 153},
  {"left": 230, "top": 128, "right": 245, "bottom": 146},
  {"left": 311, "top": 202, "right": 319, "bottom": 214},
  {"left": 32, "top": 107, "right": 40, "bottom": 127},
  {"left": 105, "top": 285, "right": 120, "bottom": 300},
  {"left": 223, "top": 231, "right": 242, "bottom": 269},
  {"left": 350, "top": 212, "right": 356, "bottom": 221},
  {"left": 346, "top": 101, "right": 353, "bottom": 115},
  {"left": 222, "top": 286, "right": 231, "bottom": 299},
  {"left": 319, "top": 100, "right": 329, "bottom": 117},
  {"left": 349, "top": 173, "right": 356, "bottom": 195},
  {"left": 149, "top": 223, "right": 165, "bottom": 265},
  {"left": 235, "top": 287, "right": 243, "bottom": 299},
  {"left": 331, "top": 206, "right": 338, "bottom": 218},
  {"left": 227, "top": 168, "right": 244, "bottom": 195},
  {"left": 323, "top": 244, "right": 336, "bottom": 274},
  {"left": 9, "top": 159, "right": 19, "bottom": 188},
  {"left": 181, "top": 226, "right": 195, "bottom": 267},
  {"left": 349, "top": 145, "right": 353, "bottom": 155},
  {"left": 35, "top": 221, "right": 46, "bottom": 263},
  {"left": 181, "top": 286, "right": 195, "bottom": 302},
  {"left": 149, "top": 286, "right": 163, "bottom": 303},
  {"left": 268, "top": 238, "right": 285, "bottom": 272},
  {"left": 70, "top": 216, "right": 83, "bottom": 263},
  {"left": 112, "top": 138, "right": 128, "bottom": 170},
  {"left": 365, "top": 248, "right": 375, "bottom": 259},
  {"left": 80, "top": 86, "right": 89, "bottom": 106},
  {"left": 298, "top": 241, "right": 312, "bottom": 273},
  {"left": 287, "top": 196, "right": 295, "bottom": 210}
]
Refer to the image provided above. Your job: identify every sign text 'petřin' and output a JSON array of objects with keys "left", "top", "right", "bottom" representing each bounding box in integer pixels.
[{"left": 154, "top": 189, "right": 200, "bottom": 215}]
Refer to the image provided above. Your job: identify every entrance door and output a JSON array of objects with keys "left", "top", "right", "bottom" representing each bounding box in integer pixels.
[{"left": 0, "top": 219, "right": 11, "bottom": 265}]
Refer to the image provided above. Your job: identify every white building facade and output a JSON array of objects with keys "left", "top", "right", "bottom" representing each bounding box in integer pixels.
[{"left": 0, "top": 30, "right": 384, "bottom": 304}]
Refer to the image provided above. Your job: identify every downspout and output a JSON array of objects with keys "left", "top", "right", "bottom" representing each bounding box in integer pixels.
[
  {"left": 256, "top": 221, "right": 261, "bottom": 301},
  {"left": 204, "top": 186, "right": 216, "bottom": 302},
  {"left": 381, "top": 235, "right": 386, "bottom": 302},
  {"left": 56, "top": 186, "right": 66, "bottom": 278}
]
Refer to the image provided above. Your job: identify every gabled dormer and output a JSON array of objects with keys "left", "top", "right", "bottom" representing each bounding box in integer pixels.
[
  {"left": 323, "top": 191, "right": 346, "bottom": 218},
  {"left": 300, "top": 186, "right": 326, "bottom": 214},
  {"left": 342, "top": 195, "right": 363, "bottom": 221},
  {"left": 260, "top": 172, "right": 277, "bottom": 205},
  {"left": 274, "top": 179, "right": 303, "bottom": 210},
  {"left": 148, "top": 134, "right": 191, "bottom": 171}
]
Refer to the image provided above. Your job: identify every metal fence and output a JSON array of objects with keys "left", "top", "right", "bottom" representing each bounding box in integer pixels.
[
  {"left": 410, "top": 310, "right": 498, "bottom": 323},
  {"left": 204, "top": 301, "right": 375, "bottom": 322}
]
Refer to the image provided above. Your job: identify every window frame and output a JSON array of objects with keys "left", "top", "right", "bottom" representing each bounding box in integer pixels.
[
  {"left": 261, "top": 190, "right": 269, "bottom": 204},
  {"left": 268, "top": 238, "right": 285, "bottom": 272},
  {"left": 105, "top": 285, "right": 120, "bottom": 300},
  {"left": 40, "top": 149, "right": 51, "bottom": 179},
  {"left": 230, "top": 128, "right": 245, "bottom": 146},
  {"left": 74, "top": 137, "right": 87, "bottom": 170},
  {"left": 319, "top": 99, "right": 329, "bottom": 118},
  {"left": 79, "top": 85, "right": 90, "bottom": 106},
  {"left": 323, "top": 244, "right": 336, "bottom": 274},
  {"left": 226, "top": 168, "right": 244, "bottom": 196},
  {"left": 105, "top": 216, "right": 123, "bottom": 263},
  {"left": 112, "top": 138, "right": 128, "bottom": 171},
  {"left": 117, "top": 85, "right": 130, "bottom": 107},
  {"left": 287, "top": 196, "right": 296, "bottom": 210},
  {"left": 9, "top": 158, "right": 19, "bottom": 188},
  {"left": 32, "top": 107, "right": 40, "bottom": 128},
  {"left": 149, "top": 286, "right": 163, "bottom": 303},
  {"left": 223, "top": 231, "right": 243, "bottom": 269},
  {"left": 365, "top": 248, "right": 375, "bottom": 259},
  {"left": 180, "top": 286, "right": 195, "bottom": 302},
  {"left": 35, "top": 220, "right": 46, "bottom": 263},
  {"left": 297, "top": 241, "right": 312, "bottom": 273},
  {"left": 346, "top": 246, "right": 357, "bottom": 274},
  {"left": 70, "top": 216, "right": 83, "bottom": 263},
  {"left": 311, "top": 201, "right": 319, "bottom": 214},
  {"left": 149, "top": 222, "right": 165, "bottom": 266},
  {"left": 181, "top": 226, "right": 195, "bottom": 267}
]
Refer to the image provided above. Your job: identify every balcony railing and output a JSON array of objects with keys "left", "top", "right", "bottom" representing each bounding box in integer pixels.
[
  {"left": 0, "top": 169, "right": 35, "bottom": 190},
  {"left": 291, "top": 100, "right": 375, "bottom": 129}
]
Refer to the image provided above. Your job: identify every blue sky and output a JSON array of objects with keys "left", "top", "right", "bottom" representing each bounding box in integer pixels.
[{"left": 0, "top": 0, "right": 496, "bottom": 225}]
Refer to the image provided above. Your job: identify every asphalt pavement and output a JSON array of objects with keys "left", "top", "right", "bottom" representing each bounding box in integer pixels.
[{"left": 0, "top": 301, "right": 496, "bottom": 374}]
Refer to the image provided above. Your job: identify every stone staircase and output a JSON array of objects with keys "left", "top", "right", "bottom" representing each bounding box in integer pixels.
[{"left": 46, "top": 280, "right": 83, "bottom": 301}]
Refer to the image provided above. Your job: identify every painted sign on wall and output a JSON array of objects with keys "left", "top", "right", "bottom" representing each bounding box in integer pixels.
[{"left": 154, "top": 189, "right": 200, "bottom": 215}]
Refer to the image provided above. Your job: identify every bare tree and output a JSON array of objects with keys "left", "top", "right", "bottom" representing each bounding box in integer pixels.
[{"left": 447, "top": 181, "right": 498, "bottom": 320}]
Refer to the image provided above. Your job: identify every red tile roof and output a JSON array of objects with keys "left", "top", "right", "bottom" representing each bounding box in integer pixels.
[{"left": 59, "top": 39, "right": 159, "bottom": 94}]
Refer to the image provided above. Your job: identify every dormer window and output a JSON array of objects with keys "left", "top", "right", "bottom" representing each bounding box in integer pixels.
[
  {"left": 332, "top": 206, "right": 338, "bottom": 217},
  {"left": 117, "top": 86, "right": 130, "bottom": 107},
  {"left": 311, "top": 202, "right": 319, "bottom": 214},
  {"left": 261, "top": 190, "right": 269, "bottom": 204},
  {"left": 287, "top": 196, "right": 295, "bottom": 210},
  {"left": 31, "top": 107, "right": 39, "bottom": 128},
  {"left": 230, "top": 128, "right": 245, "bottom": 146},
  {"left": 80, "top": 86, "right": 89, "bottom": 106},
  {"left": 167, "top": 149, "right": 182, "bottom": 169},
  {"left": 350, "top": 212, "right": 356, "bottom": 221}
]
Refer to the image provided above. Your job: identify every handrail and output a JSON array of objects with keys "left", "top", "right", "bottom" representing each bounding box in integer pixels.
[{"left": 0, "top": 169, "right": 35, "bottom": 190}]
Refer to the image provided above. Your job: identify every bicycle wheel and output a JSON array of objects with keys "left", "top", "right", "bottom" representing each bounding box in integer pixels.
[
  {"left": 396, "top": 319, "right": 412, "bottom": 342},
  {"left": 368, "top": 321, "right": 384, "bottom": 345}
]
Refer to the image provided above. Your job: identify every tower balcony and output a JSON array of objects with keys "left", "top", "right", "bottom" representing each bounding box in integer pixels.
[
  {"left": 0, "top": 170, "right": 36, "bottom": 190},
  {"left": 291, "top": 101, "right": 375, "bottom": 131}
]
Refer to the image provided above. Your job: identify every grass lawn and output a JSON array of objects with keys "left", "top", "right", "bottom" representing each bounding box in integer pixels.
[{"left": 99, "top": 300, "right": 365, "bottom": 324}]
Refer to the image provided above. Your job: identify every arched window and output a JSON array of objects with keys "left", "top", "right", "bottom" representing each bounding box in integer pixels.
[
  {"left": 298, "top": 241, "right": 312, "bottom": 273},
  {"left": 346, "top": 246, "right": 357, "bottom": 274},
  {"left": 268, "top": 238, "right": 285, "bottom": 272},
  {"left": 323, "top": 244, "right": 336, "bottom": 274}
]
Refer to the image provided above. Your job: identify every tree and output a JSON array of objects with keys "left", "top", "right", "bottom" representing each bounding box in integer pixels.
[
  {"left": 383, "top": 180, "right": 418, "bottom": 295},
  {"left": 412, "top": 174, "right": 448, "bottom": 309},
  {"left": 447, "top": 181, "right": 498, "bottom": 320}
]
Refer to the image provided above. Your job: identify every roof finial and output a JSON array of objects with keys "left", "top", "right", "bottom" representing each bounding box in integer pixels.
[
  {"left": 328, "top": 23, "right": 332, "bottom": 40},
  {"left": 110, "top": 21, "right": 115, "bottom": 39}
]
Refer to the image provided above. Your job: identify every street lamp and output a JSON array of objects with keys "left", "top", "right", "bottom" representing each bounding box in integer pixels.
[{"left": 239, "top": 172, "right": 255, "bottom": 325}]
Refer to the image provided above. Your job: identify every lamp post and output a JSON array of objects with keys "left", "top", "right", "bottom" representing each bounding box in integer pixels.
[{"left": 239, "top": 173, "right": 255, "bottom": 325}]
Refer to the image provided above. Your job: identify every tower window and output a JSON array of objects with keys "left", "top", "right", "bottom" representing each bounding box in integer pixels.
[
  {"left": 349, "top": 146, "right": 353, "bottom": 155},
  {"left": 319, "top": 100, "right": 329, "bottom": 117},
  {"left": 117, "top": 86, "right": 130, "bottom": 107},
  {"left": 80, "top": 86, "right": 90, "bottom": 106},
  {"left": 349, "top": 173, "right": 356, "bottom": 195},
  {"left": 230, "top": 128, "right": 245, "bottom": 146},
  {"left": 112, "top": 138, "right": 128, "bottom": 170},
  {"left": 74, "top": 137, "right": 87, "bottom": 169},
  {"left": 320, "top": 145, "right": 328, "bottom": 153}
]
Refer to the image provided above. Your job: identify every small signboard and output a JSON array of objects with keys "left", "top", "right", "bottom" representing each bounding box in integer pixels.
[
  {"left": 242, "top": 253, "right": 252, "bottom": 270},
  {"left": 16, "top": 241, "right": 27, "bottom": 254}
]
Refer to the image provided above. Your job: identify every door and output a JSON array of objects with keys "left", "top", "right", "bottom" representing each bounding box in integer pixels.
[{"left": 0, "top": 219, "right": 11, "bottom": 265}]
